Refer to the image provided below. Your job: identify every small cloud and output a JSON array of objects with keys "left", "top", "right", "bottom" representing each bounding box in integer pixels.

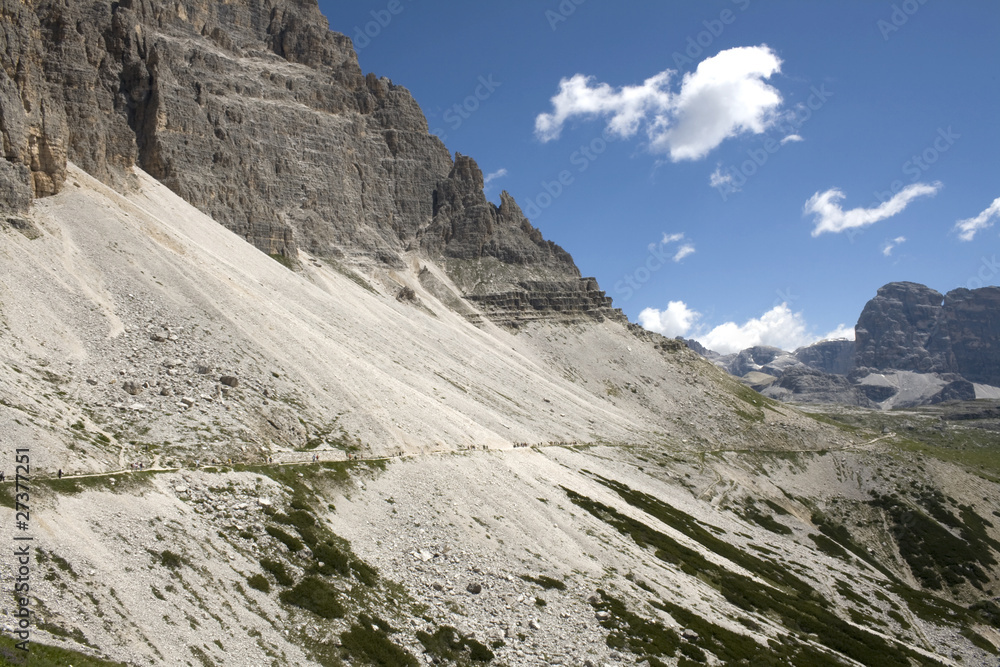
[
  {"left": 820, "top": 323, "right": 856, "bottom": 341},
  {"left": 709, "top": 167, "right": 734, "bottom": 189},
  {"left": 804, "top": 182, "right": 941, "bottom": 237},
  {"left": 673, "top": 244, "right": 696, "bottom": 262},
  {"left": 652, "top": 233, "right": 695, "bottom": 262},
  {"left": 780, "top": 134, "right": 803, "bottom": 144},
  {"left": 534, "top": 45, "right": 784, "bottom": 162},
  {"left": 638, "top": 301, "right": 701, "bottom": 337},
  {"left": 483, "top": 168, "right": 508, "bottom": 188},
  {"left": 954, "top": 197, "right": 1000, "bottom": 241},
  {"left": 882, "top": 235, "right": 907, "bottom": 256}
]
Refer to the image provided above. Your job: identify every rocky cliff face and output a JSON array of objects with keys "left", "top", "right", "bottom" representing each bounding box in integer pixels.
[
  {"left": 0, "top": 0, "right": 614, "bottom": 324},
  {"left": 795, "top": 339, "right": 855, "bottom": 375},
  {"left": 933, "top": 286, "right": 1000, "bottom": 386},
  {"left": 854, "top": 282, "right": 946, "bottom": 372},
  {"left": 854, "top": 282, "right": 1000, "bottom": 385}
]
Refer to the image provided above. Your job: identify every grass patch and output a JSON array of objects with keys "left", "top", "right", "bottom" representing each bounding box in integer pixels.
[
  {"left": 269, "top": 253, "right": 296, "bottom": 270},
  {"left": 416, "top": 625, "right": 494, "bottom": 664},
  {"left": 260, "top": 558, "right": 295, "bottom": 586},
  {"left": 279, "top": 576, "right": 345, "bottom": 619},
  {"left": 738, "top": 499, "right": 793, "bottom": 535},
  {"left": 341, "top": 614, "right": 419, "bottom": 666},
  {"left": 247, "top": 574, "right": 271, "bottom": 594},
  {"left": 566, "top": 478, "right": 944, "bottom": 667},
  {"left": 519, "top": 574, "right": 566, "bottom": 591},
  {"left": 266, "top": 525, "right": 303, "bottom": 553},
  {"left": 869, "top": 491, "right": 999, "bottom": 590},
  {"left": 159, "top": 550, "right": 183, "bottom": 569},
  {"left": 0, "top": 633, "right": 127, "bottom": 666}
]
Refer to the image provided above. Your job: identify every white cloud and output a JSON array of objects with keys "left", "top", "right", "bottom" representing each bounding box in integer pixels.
[
  {"left": 641, "top": 302, "right": 852, "bottom": 354},
  {"left": 673, "top": 244, "right": 696, "bottom": 262},
  {"left": 820, "top": 323, "right": 856, "bottom": 341},
  {"left": 535, "top": 45, "right": 784, "bottom": 162},
  {"left": 483, "top": 168, "right": 508, "bottom": 187},
  {"left": 709, "top": 167, "right": 734, "bottom": 189},
  {"left": 695, "top": 303, "right": 814, "bottom": 354},
  {"left": 954, "top": 197, "right": 1000, "bottom": 241},
  {"left": 882, "top": 235, "right": 907, "bottom": 256},
  {"left": 534, "top": 72, "right": 673, "bottom": 143},
  {"left": 804, "top": 182, "right": 941, "bottom": 237},
  {"left": 638, "top": 301, "right": 700, "bottom": 338},
  {"left": 652, "top": 233, "right": 695, "bottom": 262},
  {"left": 780, "top": 134, "right": 803, "bottom": 144}
]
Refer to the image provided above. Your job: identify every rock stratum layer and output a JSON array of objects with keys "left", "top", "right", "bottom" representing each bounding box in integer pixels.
[{"left": 0, "top": 0, "right": 618, "bottom": 325}]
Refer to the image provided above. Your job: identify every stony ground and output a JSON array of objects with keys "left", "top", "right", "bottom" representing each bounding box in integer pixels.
[{"left": 0, "top": 167, "right": 997, "bottom": 665}]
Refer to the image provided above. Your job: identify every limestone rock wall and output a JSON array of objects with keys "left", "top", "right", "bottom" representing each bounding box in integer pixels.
[{"left": 0, "top": 0, "right": 614, "bottom": 324}]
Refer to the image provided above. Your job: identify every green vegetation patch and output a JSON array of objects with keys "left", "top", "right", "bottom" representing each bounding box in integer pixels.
[
  {"left": 737, "top": 499, "right": 793, "bottom": 535},
  {"left": 653, "top": 597, "right": 844, "bottom": 667},
  {"left": 810, "top": 511, "right": 895, "bottom": 578},
  {"left": 0, "top": 633, "right": 127, "bottom": 666},
  {"left": 279, "top": 576, "right": 345, "bottom": 619},
  {"left": 590, "top": 590, "right": 679, "bottom": 665},
  {"left": 340, "top": 614, "right": 420, "bottom": 667},
  {"left": 159, "top": 550, "right": 184, "bottom": 569},
  {"left": 265, "top": 524, "right": 303, "bottom": 553},
  {"left": 247, "top": 574, "right": 270, "bottom": 594},
  {"left": 415, "top": 625, "right": 495, "bottom": 664},
  {"left": 519, "top": 574, "right": 566, "bottom": 591},
  {"left": 565, "top": 479, "right": 944, "bottom": 667},
  {"left": 869, "top": 491, "right": 999, "bottom": 590},
  {"left": 260, "top": 558, "right": 295, "bottom": 586}
]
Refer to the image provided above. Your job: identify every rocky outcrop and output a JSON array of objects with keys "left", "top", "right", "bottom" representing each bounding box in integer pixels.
[
  {"left": 854, "top": 282, "right": 1000, "bottom": 386},
  {"left": 0, "top": 0, "right": 611, "bottom": 325},
  {"left": 795, "top": 339, "right": 855, "bottom": 375},
  {"left": 464, "top": 278, "right": 622, "bottom": 327},
  {"left": 854, "top": 282, "right": 945, "bottom": 372},
  {"left": 762, "top": 366, "right": 871, "bottom": 407},
  {"left": 931, "top": 287, "right": 1000, "bottom": 386}
]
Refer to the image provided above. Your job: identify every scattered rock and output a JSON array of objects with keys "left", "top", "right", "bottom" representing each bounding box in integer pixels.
[
  {"left": 220, "top": 375, "right": 239, "bottom": 388},
  {"left": 466, "top": 583, "right": 482, "bottom": 595},
  {"left": 122, "top": 381, "right": 143, "bottom": 396}
]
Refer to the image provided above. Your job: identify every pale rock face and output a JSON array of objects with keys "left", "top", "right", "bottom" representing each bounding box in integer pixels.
[{"left": 0, "top": 0, "right": 617, "bottom": 325}]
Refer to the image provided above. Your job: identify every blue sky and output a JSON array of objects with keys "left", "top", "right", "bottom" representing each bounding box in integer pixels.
[{"left": 318, "top": 1, "right": 1000, "bottom": 353}]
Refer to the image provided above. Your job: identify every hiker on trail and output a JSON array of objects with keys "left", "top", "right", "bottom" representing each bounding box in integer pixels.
[
  {"left": 58, "top": 469, "right": 62, "bottom": 479},
  {"left": 1, "top": 471, "right": 5, "bottom": 482}
]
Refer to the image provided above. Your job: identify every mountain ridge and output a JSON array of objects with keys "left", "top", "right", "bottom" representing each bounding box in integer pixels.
[
  {"left": 1, "top": 2, "right": 999, "bottom": 665},
  {"left": 0, "top": 0, "right": 620, "bottom": 327},
  {"left": 689, "top": 280, "right": 1000, "bottom": 408}
]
